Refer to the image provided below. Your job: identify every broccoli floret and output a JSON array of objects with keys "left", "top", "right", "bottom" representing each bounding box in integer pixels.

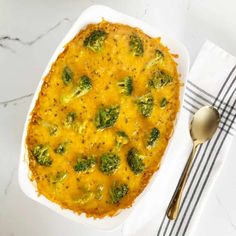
[
  {"left": 136, "top": 93, "right": 154, "bottom": 117},
  {"left": 54, "top": 171, "right": 67, "bottom": 182},
  {"left": 47, "top": 171, "right": 67, "bottom": 193},
  {"left": 99, "top": 153, "right": 120, "bottom": 175},
  {"left": 117, "top": 76, "right": 133, "bottom": 95},
  {"left": 76, "top": 120, "right": 87, "bottom": 134},
  {"left": 129, "top": 34, "right": 144, "bottom": 56},
  {"left": 37, "top": 118, "right": 58, "bottom": 136},
  {"left": 73, "top": 184, "right": 104, "bottom": 203},
  {"left": 155, "top": 49, "right": 164, "bottom": 60},
  {"left": 54, "top": 142, "right": 67, "bottom": 155},
  {"left": 147, "top": 127, "right": 160, "bottom": 148},
  {"left": 48, "top": 124, "right": 58, "bottom": 136},
  {"left": 160, "top": 97, "right": 168, "bottom": 108},
  {"left": 62, "top": 66, "right": 73, "bottom": 85},
  {"left": 74, "top": 155, "right": 96, "bottom": 172},
  {"left": 64, "top": 112, "right": 87, "bottom": 133},
  {"left": 72, "top": 191, "right": 94, "bottom": 204},
  {"left": 84, "top": 29, "right": 107, "bottom": 52},
  {"left": 149, "top": 70, "right": 173, "bottom": 88},
  {"left": 95, "top": 105, "right": 120, "bottom": 129},
  {"left": 78, "top": 75, "right": 92, "bottom": 92},
  {"left": 109, "top": 182, "right": 129, "bottom": 204},
  {"left": 50, "top": 171, "right": 67, "bottom": 185},
  {"left": 115, "top": 131, "right": 129, "bottom": 151},
  {"left": 32, "top": 144, "right": 52, "bottom": 166},
  {"left": 95, "top": 184, "right": 104, "bottom": 200},
  {"left": 61, "top": 75, "right": 92, "bottom": 104},
  {"left": 127, "top": 148, "right": 145, "bottom": 174},
  {"left": 146, "top": 49, "right": 164, "bottom": 68},
  {"left": 64, "top": 112, "right": 77, "bottom": 128}
]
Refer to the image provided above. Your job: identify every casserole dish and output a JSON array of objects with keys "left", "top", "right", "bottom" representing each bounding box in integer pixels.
[{"left": 19, "top": 5, "right": 189, "bottom": 231}]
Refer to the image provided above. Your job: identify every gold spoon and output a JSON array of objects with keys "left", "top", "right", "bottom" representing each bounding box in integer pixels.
[{"left": 166, "top": 106, "right": 220, "bottom": 220}]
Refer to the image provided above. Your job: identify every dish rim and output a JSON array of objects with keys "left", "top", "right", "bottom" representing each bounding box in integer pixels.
[{"left": 18, "top": 4, "right": 190, "bottom": 231}]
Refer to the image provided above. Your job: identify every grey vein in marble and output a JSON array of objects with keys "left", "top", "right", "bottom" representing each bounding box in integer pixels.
[
  {"left": 0, "top": 42, "right": 16, "bottom": 53},
  {"left": 4, "top": 167, "right": 16, "bottom": 196},
  {"left": 0, "top": 93, "right": 34, "bottom": 107},
  {"left": 136, "top": 8, "right": 148, "bottom": 19},
  {"left": 0, "top": 18, "right": 72, "bottom": 52},
  {"left": 136, "top": 2, "right": 149, "bottom": 19}
]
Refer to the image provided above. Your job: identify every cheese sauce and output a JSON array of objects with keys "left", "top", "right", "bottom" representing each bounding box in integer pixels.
[{"left": 26, "top": 21, "right": 180, "bottom": 218}]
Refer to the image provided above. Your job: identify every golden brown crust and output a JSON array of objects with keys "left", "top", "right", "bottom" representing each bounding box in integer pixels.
[{"left": 26, "top": 21, "right": 179, "bottom": 218}]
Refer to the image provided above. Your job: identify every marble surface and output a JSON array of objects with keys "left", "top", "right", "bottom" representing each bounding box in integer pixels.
[{"left": 1, "top": 0, "right": 236, "bottom": 235}]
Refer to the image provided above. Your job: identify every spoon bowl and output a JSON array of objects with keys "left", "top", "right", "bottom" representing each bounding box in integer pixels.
[{"left": 190, "top": 106, "right": 220, "bottom": 144}]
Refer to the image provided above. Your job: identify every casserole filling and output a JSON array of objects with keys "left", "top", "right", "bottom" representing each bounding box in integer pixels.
[{"left": 26, "top": 21, "right": 179, "bottom": 218}]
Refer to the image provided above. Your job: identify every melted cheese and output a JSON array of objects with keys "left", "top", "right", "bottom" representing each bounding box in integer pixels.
[{"left": 26, "top": 21, "right": 180, "bottom": 218}]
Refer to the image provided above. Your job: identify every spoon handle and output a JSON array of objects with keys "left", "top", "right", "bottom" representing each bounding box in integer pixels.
[{"left": 166, "top": 141, "right": 199, "bottom": 220}]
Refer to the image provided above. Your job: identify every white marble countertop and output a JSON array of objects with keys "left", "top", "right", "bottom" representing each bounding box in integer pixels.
[{"left": 1, "top": 0, "right": 236, "bottom": 235}]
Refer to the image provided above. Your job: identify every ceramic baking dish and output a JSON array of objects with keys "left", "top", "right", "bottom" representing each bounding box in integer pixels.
[{"left": 18, "top": 5, "right": 189, "bottom": 231}]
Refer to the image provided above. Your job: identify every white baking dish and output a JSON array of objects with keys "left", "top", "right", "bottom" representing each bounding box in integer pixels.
[{"left": 18, "top": 5, "right": 189, "bottom": 231}]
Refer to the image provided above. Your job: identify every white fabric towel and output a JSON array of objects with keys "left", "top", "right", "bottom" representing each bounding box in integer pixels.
[{"left": 122, "top": 41, "right": 236, "bottom": 236}]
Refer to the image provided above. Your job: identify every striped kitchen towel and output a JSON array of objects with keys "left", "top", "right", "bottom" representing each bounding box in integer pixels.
[{"left": 122, "top": 41, "right": 236, "bottom": 236}]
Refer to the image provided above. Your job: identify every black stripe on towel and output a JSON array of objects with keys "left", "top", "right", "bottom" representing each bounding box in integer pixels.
[
  {"left": 167, "top": 68, "right": 236, "bottom": 236},
  {"left": 157, "top": 64, "right": 236, "bottom": 236},
  {"left": 176, "top": 87, "right": 236, "bottom": 235},
  {"left": 167, "top": 67, "right": 236, "bottom": 236}
]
